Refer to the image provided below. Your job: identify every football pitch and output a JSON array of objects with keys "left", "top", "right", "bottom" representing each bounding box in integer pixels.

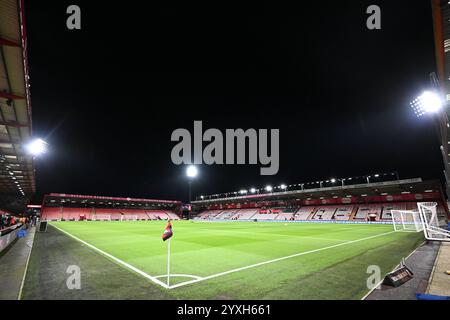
[{"left": 23, "top": 220, "right": 424, "bottom": 300}]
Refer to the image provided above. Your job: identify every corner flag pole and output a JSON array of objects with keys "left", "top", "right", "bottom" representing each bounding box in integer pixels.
[{"left": 167, "top": 237, "right": 171, "bottom": 287}]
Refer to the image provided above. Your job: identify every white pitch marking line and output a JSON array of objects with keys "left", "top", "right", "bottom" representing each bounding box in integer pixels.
[
  {"left": 168, "top": 230, "right": 397, "bottom": 289},
  {"left": 50, "top": 224, "right": 169, "bottom": 289},
  {"left": 154, "top": 274, "right": 203, "bottom": 280}
]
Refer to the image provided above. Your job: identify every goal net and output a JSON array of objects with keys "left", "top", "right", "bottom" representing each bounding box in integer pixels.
[
  {"left": 417, "top": 202, "right": 450, "bottom": 242},
  {"left": 93, "top": 214, "right": 111, "bottom": 221},
  {"left": 391, "top": 210, "right": 423, "bottom": 232},
  {"left": 121, "top": 215, "right": 138, "bottom": 221}
]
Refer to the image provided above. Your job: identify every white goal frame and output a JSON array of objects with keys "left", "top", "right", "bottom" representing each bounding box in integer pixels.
[
  {"left": 93, "top": 214, "right": 111, "bottom": 221},
  {"left": 391, "top": 210, "right": 423, "bottom": 232},
  {"left": 417, "top": 202, "right": 450, "bottom": 242},
  {"left": 121, "top": 215, "right": 138, "bottom": 221}
]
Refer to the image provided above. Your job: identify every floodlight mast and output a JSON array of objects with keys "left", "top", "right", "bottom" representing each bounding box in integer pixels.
[
  {"left": 411, "top": 72, "right": 450, "bottom": 198},
  {"left": 186, "top": 165, "right": 198, "bottom": 202}
]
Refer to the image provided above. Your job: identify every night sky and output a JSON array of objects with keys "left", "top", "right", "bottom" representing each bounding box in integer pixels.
[{"left": 25, "top": 1, "right": 443, "bottom": 203}]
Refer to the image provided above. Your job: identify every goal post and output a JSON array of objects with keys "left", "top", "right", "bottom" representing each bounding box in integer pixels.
[
  {"left": 417, "top": 202, "right": 450, "bottom": 242},
  {"left": 120, "top": 215, "right": 138, "bottom": 221},
  {"left": 391, "top": 210, "right": 423, "bottom": 232},
  {"left": 93, "top": 214, "right": 111, "bottom": 221}
]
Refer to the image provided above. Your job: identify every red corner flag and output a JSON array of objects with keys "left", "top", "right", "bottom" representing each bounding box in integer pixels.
[{"left": 162, "top": 220, "right": 173, "bottom": 241}]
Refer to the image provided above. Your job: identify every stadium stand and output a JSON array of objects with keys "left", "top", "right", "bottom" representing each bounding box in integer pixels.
[
  {"left": 192, "top": 177, "right": 450, "bottom": 224},
  {"left": 293, "top": 207, "right": 315, "bottom": 220},
  {"left": 42, "top": 207, "right": 181, "bottom": 221},
  {"left": 62, "top": 207, "right": 91, "bottom": 220},
  {"left": 166, "top": 211, "right": 181, "bottom": 220},
  {"left": 194, "top": 201, "right": 448, "bottom": 223},
  {"left": 333, "top": 206, "right": 354, "bottom": 221},
  {"left": 311, "top": 206, "right": 337, "bottom": 220},
  {"left": 41, "top": 194, "right": 182, "bottom": 221},
  {"left": 251, "top": 211, "right": 280, "bottom": 220},
  {"left": 234, "top": 209, "right": 259, "bottom": 220},
  {"left": 215, "top": 210, "right": 238, "bottom": 219},
  {"left": 276, "top": 208, "right": 298, "bottom": 220},
  {"left": 354, "top": 204, "right": 382, "bottom": 221},
  {"left": 380, "top": 202, "right": 417, "bottom": 220},
  {"left": 41, "top": 207, "right": 62, "bottom": 220},
  {"left": 197, "top": 210, "right": 222, "bottom": 219}
]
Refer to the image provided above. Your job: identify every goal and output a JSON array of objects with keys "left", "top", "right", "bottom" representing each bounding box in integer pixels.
[
  {"left": 391, "top": 210, "right": 423, "bottom": 232},
  {"left": 93, "top": 214, "right": 111, "bottom": 221},
  {"left": 417, "top": 202, "right": 450, "bottom": 242},
  {"left": 121, "top": 215, "right": 138, "bottom": 221}
]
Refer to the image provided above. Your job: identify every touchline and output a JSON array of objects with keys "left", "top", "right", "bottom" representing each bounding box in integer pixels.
[{"left": 171, "top": 121, "right": 279, "bottom": 175}]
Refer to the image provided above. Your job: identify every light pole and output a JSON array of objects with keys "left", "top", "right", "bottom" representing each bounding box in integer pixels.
[{"left": 186, "top": 165, "right": 198, "bottom": 203}]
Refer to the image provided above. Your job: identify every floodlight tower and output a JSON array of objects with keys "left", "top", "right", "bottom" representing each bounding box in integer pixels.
[
  {"left": 410, "top": 72, "right": 450, "bottom": 197},
  {"left": 186, "top": 165, "right": 198, "bottom": 203}
]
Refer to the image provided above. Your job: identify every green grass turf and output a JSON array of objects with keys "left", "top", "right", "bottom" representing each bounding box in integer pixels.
[{"left": 25, "top": 220, "right": 424, "bottom": 299}]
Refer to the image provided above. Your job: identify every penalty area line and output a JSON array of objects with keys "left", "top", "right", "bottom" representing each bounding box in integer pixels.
[
  {"left": 168, "top": 230, "right": 397, "bottom": 289},
  {"left": 50, "top": 223, "right": 170, "bottom": 289}
]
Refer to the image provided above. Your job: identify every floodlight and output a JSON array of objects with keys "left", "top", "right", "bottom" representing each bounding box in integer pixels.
[
  {"left": 186, "top": 165, "right": 198, "bottom": 178},
  {"left": 239, "top": 189, "right": 247, "bottom": 194},
  {"left": 280, "top": 184, "right": 287, "bottom": 190},
  {"left": 265, "top": 185, "right": 273, "bottom": 192},
  {"left": 410, "top": 91, "right": 444, "bottom": 117},
  {"left": 250, "top": 188, "right": 256, "bottom": 193},
  {"left": 330, "top": 178, "right": 336, "bottom": 183},
  {"left": 25, "top": 138, "right": 48, "bottom": 156}
]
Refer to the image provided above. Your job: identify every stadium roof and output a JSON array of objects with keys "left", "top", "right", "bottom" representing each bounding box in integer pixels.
[
  {"left": 0, "top": 0, "right": 35, "bottom": 213},
  {"left": 43, "top": 193, "right": 182, "bottom": 208},
  {"left": 191, "top": 178, "right": 444, "bottom": 205}
]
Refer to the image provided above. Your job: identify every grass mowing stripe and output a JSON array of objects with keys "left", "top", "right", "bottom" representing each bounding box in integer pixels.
[
  {"left": 168, "top": 230, "right": 396, "bottom": 289},
  {"left": 50, "top": 223, "right": 170, "bottom": 289}
]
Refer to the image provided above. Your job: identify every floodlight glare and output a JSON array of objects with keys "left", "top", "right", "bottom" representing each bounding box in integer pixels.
[
  {"left": 25, "top": 138, "right": 48, "bottom": 156},
  {"left": 239, "top": 189, "right": 247, "bottom": 194},
  {"left": 250, "top": 188, "right": 256, "bottom": 193},
  {"left": 280, "top": 184, "right": 287, "bottom": 190},
  {"left": 186, "top": 165, "right": 198, "bottom": 178},
  {"left": 410, "top": 91, "right": 444, "bottom": 117},
  {"left": 265, "top": 185, "right": 273, "bottom": 192},
  {"left": 330, "top": 178, "right": 336, "bottom": 183}
]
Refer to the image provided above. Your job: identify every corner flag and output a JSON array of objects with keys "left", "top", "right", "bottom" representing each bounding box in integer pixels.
[
  {"left": 162, "top": 220, "right": 173, "bottom": 286},
  {"left": 162, "top": 220, "right": 173, "bottom": 241}
]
